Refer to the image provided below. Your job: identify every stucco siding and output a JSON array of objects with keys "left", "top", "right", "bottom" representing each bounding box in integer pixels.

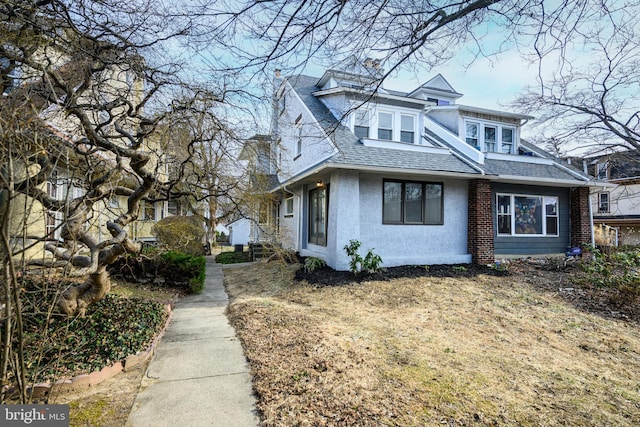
[{"left": 357, "top": 174, "right": 470, "bottom": 268}]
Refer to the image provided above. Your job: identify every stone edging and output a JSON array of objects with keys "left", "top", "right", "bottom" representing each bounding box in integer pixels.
[{"left": 9, "top": 303, "right": 174, "bottom": 401}]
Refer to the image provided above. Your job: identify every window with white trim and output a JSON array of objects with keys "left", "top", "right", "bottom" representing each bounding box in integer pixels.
[
  {"left": 295, "top": 114, "right": 302, "bottom": 158},
  {"left": 400, "top": 114, "right": 415, "bottom": 143},
  {"left": 465, "top": 120, "right": 518, "bottom": 153},
  {"left": 141, "top": 201, "right": 156, "bottom": 221},
  {"left": 354, "top": 109, "right": 370, "bottom": 138},
  {"left": 284, "top": 197, "right": 294, "bottom": 216},
  {"left": 596, "top": 161, "right": 609, "bottom": 180},
  {"left": 497, "top": 194, "right": 559, "bottom": 236},
  {"left": 309, "top": 185, "right": 329, "bottom": 246},
  {"left": 377, "top": 112, "right": 393, "bottom": 140},
  {"left": 598, "top": 192, "right": 610, "bottom": 213}
]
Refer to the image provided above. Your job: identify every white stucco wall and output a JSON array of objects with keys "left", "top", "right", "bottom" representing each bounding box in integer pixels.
[
  {"left": 299, "top": 171, "right": 471, "bottom": 270},
  {"left": 357, "top": 175, "right": 471, "bottom": 268}
]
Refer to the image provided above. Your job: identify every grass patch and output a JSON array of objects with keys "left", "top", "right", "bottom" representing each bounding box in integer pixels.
[
  {"left": 215, "top": 251, "right": 252, "bottom": 264},
  {"left": 224, "top": 262, "right": 640, "bottom": 426}
]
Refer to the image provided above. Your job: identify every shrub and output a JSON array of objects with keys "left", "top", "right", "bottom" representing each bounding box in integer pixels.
[
  {"left": 153, "top": 216, "right": 205, "bottom": 256},
  {"left": 574, "top": 245, "right": 640, "bottom": 299},
  {"left": 161, "top": 251, "right": 206, "bottom": 293},
  {"left": 343, "top": 239, "right": 383, "bottom": 274},
  {"left": 304, "top": 257, "right": 326, "bottom": 272}
]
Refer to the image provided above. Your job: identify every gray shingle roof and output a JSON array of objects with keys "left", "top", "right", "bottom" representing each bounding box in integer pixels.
[
  {"left": 287, "top": 74, "right": 591, "bottom": 184},
  {"left": 288, "top": 75, "right": 479, "bottom": 175}
]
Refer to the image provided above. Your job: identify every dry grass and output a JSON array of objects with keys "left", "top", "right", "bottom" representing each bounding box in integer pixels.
[{"left": 224, "top": 262, "right": 640, "bottom": 426}]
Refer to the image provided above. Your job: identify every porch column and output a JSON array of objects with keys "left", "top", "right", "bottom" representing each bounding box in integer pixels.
[
  {"left": 468, "top": 179, "right": 494, "bottom": 265},
  {"left": 570, "top": 186, "right": 592, "bottom": 248},
  {"left": 328, "top": 170, "right": 360, "bottom": 271}
]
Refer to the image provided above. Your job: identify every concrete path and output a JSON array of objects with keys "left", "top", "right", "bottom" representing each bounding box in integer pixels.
[{"left": 127, "top": 257, "right": 260, "bottom": 427}]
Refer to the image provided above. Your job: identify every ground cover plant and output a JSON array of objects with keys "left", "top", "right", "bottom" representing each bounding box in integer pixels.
[{"left": 224, "top": 258, "right": 640, "bottom": 426}]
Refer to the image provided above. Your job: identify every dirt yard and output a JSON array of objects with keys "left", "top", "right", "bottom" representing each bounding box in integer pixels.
[{"left": 224, "top": 260, "right": 640, "bottom": 426}]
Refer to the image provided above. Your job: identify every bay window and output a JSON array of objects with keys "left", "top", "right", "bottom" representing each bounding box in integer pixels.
[
  {"left": 497, "top": 194, "right": 559, "bottom": 236},
  {"left": 383, "top": 180, "right": 443, "bottom": 225}
]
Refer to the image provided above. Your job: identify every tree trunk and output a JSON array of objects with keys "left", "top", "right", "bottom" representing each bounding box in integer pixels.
[{"left": 57, "top": 270, "right": 111, "bottom": 317}]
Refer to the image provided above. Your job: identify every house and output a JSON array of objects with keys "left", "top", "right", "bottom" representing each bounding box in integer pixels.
[
  {"left": 585, "top": 151, "right": 640, "bottom": 246},
  {"left": 255, "top": 57, "right": 596, "bottom": 271}
]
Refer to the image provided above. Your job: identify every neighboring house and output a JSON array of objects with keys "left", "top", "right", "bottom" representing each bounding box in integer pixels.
[
  {"left": 227, "top": 218, "right": 251, "bottom": 246},
  {"left": 255, "top": 57, "right": 596, "bottom": 271},
  {"left": 586, "top": 151, "right": 640, "bottom": 246}
]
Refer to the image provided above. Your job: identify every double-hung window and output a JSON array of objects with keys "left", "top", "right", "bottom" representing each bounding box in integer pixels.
[
  {"left": 496, "top": 194, "right": 559, "bottom": 236},
  {"left": 501, "top": 128, "right": 514, "bottom": 153},
  {"left": 466, "top": 122, "right": 479, "bottom": 147},
  {"left": 284, "top": 197, "right": 294, "bottom": 217},
  {"left": 484, "top": 126, "right": 497, "bottom": 152},
  {"left": 377, "top": 112, "right": 393, "bottom": 140},
  {"left": 383, "top": 180, "right": 443, "bottom": 225},
  {"left": 598, "top": 192, "right": 610, "bottom": 213},
  {"left": 400, "top": 115, "right": 415, "bottom": 144},
  {"left": 354, "top": 110, "right": 370, "bottom": 138}
]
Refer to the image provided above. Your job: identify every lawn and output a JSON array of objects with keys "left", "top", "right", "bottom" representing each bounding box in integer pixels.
[{"left": 224, "top": 260, "right": 640, "bottom": 426}]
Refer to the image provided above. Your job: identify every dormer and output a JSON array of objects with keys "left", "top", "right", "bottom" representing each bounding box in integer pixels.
[
  {"left": 316, "top": 55, "right": 383, "bottom": 91},
  {"left": 408, "top": 74, "right": 463, "bottom": 106}
]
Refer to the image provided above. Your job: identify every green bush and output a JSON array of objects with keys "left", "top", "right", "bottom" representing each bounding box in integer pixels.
[
  {"left": 161, "top": 251, "right": 206, "bottom": 294},
  {"left": 304, "top": 256, "right": 326, "bottom": 272},
  {"left": 215, "top": 251, "right": 251, "bottom": 264},
  {"left": 153, "top": 216, "right": 205, "bottom": 256},
  {"left": 343, "top": 239, "right": 383, "bottom": 274}
]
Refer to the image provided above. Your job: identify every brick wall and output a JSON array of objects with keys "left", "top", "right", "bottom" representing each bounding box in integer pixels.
[
  {"left": 468, "top": 179, "right": 494, "bottom": 264},
  {"left": 570, "top": 186, "right": 592, "bottom": 248}
]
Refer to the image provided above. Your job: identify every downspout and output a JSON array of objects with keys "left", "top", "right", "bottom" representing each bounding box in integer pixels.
[{"left": 588, "top": 190, "right": 595, "bottom": 247}]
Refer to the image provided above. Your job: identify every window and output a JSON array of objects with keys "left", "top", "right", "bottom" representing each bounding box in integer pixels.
[
  {"left": 354, "top": 110, "right": 370, "bottom": 138},
  {"left": 596, "top": 161, "right": 609, "bottom": 180},
  {"left": 400, "top": 115, "right": 415, "bottom": 144},
  {"left": 484, "top": 126, "right": 497, "bottom": 152},
  {"left": 383, "top": 180, "right": 443, "bottom": 225},
  {"left": 377, "top": 112, "right": 393, "bottom": 140},
  {"left": 496, "top": 194, "right": 559, "bottom": 236},
  {"left": 284, "top": 197, "right": 294, "bottom": 216},
  {"left": 465, "top": 120, "right": 517, "bottom": 153},
  {"left": 168, "top": 199, "right": 182, "bottom": 216},
  {"left": 599, "top": 192, "right": 610, "bottom": 213},
  {"left": 309, "top": 185, "right": 329, "bottom": 246},
  {"left": 465, "top": 122, "right": 479, "bottom": 147},
  {"left": 45, "top": 212, "right": 57, "bottom": 239},
  {"left": 142, "top": 201, "right": 156, "bottom": 221},
  {"left": 279, "top": 92, "right": 286, "bottom": 114},
  {"left": 501, "top": 128, "right": 514, "bottom": 153},
  {"left": 295, "top": 114, "right": 302, "bottom": 158}
]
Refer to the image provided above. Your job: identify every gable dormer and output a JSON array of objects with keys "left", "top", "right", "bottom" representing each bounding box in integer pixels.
[
  {"left": 408, "top": 74, "right": 463, "bottom": 106},
  {"left": 316, "top": 55, "right": 383, "bottom": 91}
]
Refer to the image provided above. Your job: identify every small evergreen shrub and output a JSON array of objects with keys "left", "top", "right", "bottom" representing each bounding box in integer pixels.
[{"left": 161, "top": 251, "right": 206, "bottom": 294}]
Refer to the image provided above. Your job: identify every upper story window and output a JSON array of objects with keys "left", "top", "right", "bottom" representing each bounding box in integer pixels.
[
  {"left": 596, "top": 161, "right": 609, "bottom": 180},
  {"left": 284, "top": 197, "right": 294, "bottom": 216},
  {"left": 295, "top": 114, "right": 302, "bottom": 158},
  {"left": 465, "top": 120, "right": 516, "bottom": 154},
  {"left": 354, "top": 110, "right": 370, "bottom": 138},
  {"left": 400, "top": 115, "right": 415, "bottom": 144},
  {"left": 598, "top": 192, "right": 610, "bottom": 213},
  {"left": 378, "top": 112, "right": 393, "bottom": 140}
]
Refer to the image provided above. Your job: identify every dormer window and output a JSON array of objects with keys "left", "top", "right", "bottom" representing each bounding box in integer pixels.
[
  {"left": 400, "top": 115, "right": 415, "bottom": 143},
  {"left": 354, "top": 110, "right": 370, "bottom": 138},
  {"left": 464, "top": 119, "right": 517, "bottom": 154},
  {"left": 378, "top": 112, "right": 393, "bottom": 140}
]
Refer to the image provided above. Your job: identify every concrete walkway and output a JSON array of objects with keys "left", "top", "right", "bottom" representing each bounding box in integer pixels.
[{"left": 127, "top": 257, "right": 259, "bottom": 427}]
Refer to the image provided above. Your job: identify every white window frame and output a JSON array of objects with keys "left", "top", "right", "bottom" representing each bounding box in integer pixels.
[
  {"left": 400, "top": 114, "right": 416, "bottom": 144},
  {"left": 353, "top": 109, "right": 370, "bottom": 139},
  {"left": 596, "top": 161, "right": 609, "bottom": 180},
  {"left": 377, "top": 111, "right": 393, "bottom": 140},
  {"left": 464, "top": 119, "right": 518, "bottom": 153},
  {"left": 598, "top": 192, "right": 610, "bottom": 213},
  {"left": 284, "top": 197, "right": 294, "bottom": 216},
  {"left": 295, "top": 114, "right": 302, "bottom": 158},
  {"left": 496, "top": 193, "right": 559, "bottom": 237}
]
